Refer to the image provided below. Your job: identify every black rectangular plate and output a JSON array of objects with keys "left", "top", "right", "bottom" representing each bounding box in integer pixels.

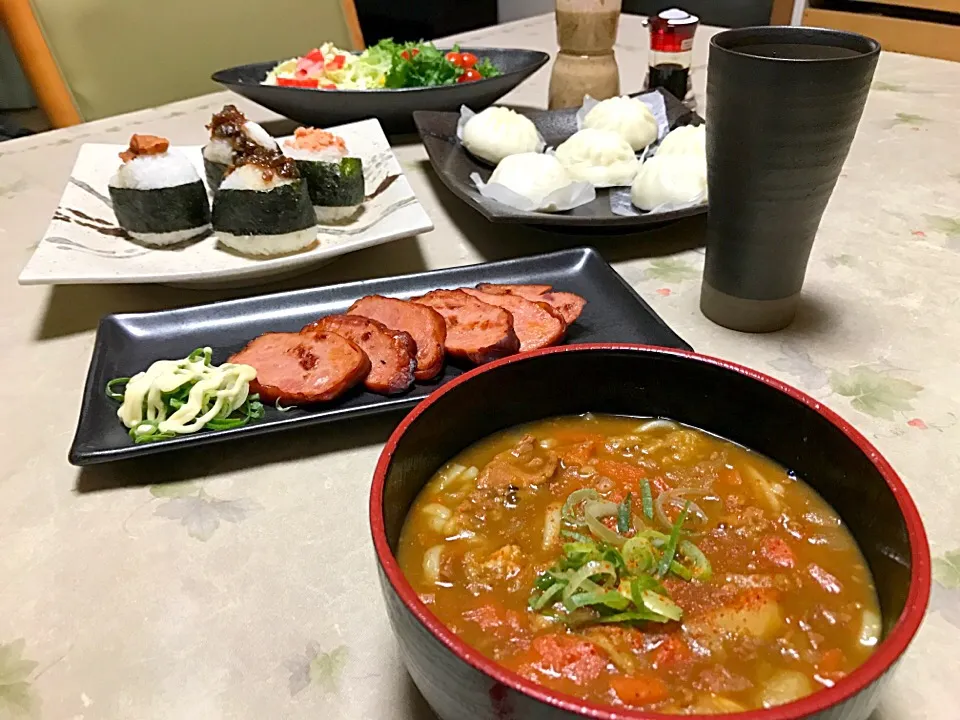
[
  {"left": 70, "top": 248, "right": 691, "bottom": 465},
  {"left": 414, "top": 89, "right": 706, "bottom": 229}
]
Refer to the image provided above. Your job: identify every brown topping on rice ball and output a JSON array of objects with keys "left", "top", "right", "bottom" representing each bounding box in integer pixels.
[
  {"left": 228, "top": 147, "right": 300, "bottom": 183},
  {"left": 206, "top": 104, "right": 272, "bottom": 158},
  {"left": 119, "top": 134, "right": 170, "bottom": 162},
  {"left": 206, "top": 104, "right": 248, "bottom": 141}
]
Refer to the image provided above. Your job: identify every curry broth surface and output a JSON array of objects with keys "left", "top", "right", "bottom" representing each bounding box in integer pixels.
[{"left": 397, "top": 414, "right": 880, "bottom": 713}]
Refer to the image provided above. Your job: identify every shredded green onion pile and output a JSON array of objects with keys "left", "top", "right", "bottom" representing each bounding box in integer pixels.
[
  {"left": 106, "top": 347, "right": 264, "bottom": 444},
  {"left": 529, "top": 483, "right": 712, "bottom": 627}
]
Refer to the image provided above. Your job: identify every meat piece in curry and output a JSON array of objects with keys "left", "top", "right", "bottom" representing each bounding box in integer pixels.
[{"left": 477, "top": 434, "right": 559, "bottom": 490}]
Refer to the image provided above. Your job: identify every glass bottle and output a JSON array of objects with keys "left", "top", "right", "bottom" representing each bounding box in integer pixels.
[
  {"left": 645, "top": 8, "right": 699, "bottom": 109},
  {"left": 548, "top": 0, "right": 622, "bottom": 110}
]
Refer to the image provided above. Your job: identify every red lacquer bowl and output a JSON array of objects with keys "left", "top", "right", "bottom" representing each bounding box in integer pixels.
[{"left": 370, "top": 344, "right": 930, "bottom": 720}]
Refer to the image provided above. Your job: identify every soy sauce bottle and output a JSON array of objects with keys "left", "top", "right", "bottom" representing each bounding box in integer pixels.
[{"left": 645, "top": 8, "right": 698, "bottom": 109}]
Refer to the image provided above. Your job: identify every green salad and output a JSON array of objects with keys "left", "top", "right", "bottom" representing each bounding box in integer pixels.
[{"left": 264, "top": 39, "right": 501, "bottom": 90}]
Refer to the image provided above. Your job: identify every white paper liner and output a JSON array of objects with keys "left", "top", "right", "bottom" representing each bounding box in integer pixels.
[
  {"left": 470, "top": 172, "right": 596, "bottom": 214},
  {"left": 576, "top": 92, "right": 670, "bottom": 142},
  {"left": 456, "top": 105, "right": 474, "bottom": 141},
  {"left": 609, "top": 186, "right": 707, "bottom": 217},
  {"left": 457, "top": 106, "right": 546, "bottom": 166}
]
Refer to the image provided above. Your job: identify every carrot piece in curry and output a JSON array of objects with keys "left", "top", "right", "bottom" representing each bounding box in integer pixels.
[
  {"left": 610, "top": 674, "right": 670, "bottom": 705},
  {"left": 559, "top": 439, "right": 598, "bottom": 467}
]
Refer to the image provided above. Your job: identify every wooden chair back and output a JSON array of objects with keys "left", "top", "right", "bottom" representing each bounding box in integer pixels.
[{"left": 0, "top": 0, "right": 363, "bottom": 127}]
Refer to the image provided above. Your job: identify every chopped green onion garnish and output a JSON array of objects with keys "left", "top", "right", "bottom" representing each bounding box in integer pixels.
[
  {"left": 584, "top": 500, "right": 627, "bottom": 547},
  {"left": 531, "top": 581, "right": 566, "bottom": 611},
  {"left": 533, "top": 572, "right": 555, "bottom": 591},
  {"left": 597, "top": 609, "right": 669, "bottom": 624},
  {"left": 562, "top": 488, "right": 601, "bottom": 528},
  {"left": 561, "top": 542, "right": 600, "bottom": 570},
  {"left": 560, "top": 529, "right": 594, "bottom": 544},
  {"left": 622, "top": 536, "right": 655, "bottom": 574},
  {"left": 641, "top": 478, "right": 654, "bottom": 520},
  {"left": 529, "top": 489, "right": 707, "bottom": 630},
  {"left": 639, "top": 528, "right": 669, "bottom": 547},
  {"left": 564, "top": 589, "right": 630, "bottom": 612},
  {"left": 669, "top": 561, "right": 693, "bottom": 581},
  {"left": 562, "top": 561, "right": 617, "bottom": 602},
  {"left": 617, "top": 492, "right": 632, "bottom": 534},
  {"left": 640, "top": 589, "right": 683, "bottom": 621},
  {"left": 678, "top": 539, "right": 713, "bottom": 581},
  {"left": 601, "top": 546, "right": 627, "bottom": 575},
  {"left": 129, "top": 420, "right": 177, "bottom": 444},
  {"left": 105, "top": 377, "right": 130, "bottom": 402},
  {"left": 631, "top": 573, "right": 667, "bottom": 596},
  {"left": 187, "top": 347, "right": 213, "bottom": 364},
  {"left": 656, "top": 501, "right": 690, "bottom": 578}
]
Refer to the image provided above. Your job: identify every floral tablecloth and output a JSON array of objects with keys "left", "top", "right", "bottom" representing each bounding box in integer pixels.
[{"left": 1, "top": 13, "right": 958, "bottom": 720}]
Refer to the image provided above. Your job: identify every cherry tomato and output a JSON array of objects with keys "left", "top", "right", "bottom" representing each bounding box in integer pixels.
[
  {"left": 445, "top": 51, "right": 464, "bottom": 67},
  {"left": 400, "top": 48, "right": 420, "bottom": 61},
  {"left": 277, "top": 76, "right": 320, "bottom": 88},
  {"left": 457, "top": 68, "right": 482, "bottom": 83},
  {"left": 327, "top": 54, "right": 346, "bottom": 70},
  {"left": 459, "top": 52, "right": 478, "bottom": 68},
  {"left": 305, "top": 48, "right": 325, "bottom": 63}
]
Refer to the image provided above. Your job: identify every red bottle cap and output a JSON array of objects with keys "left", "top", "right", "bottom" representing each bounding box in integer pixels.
[{"left": 649, "top": 8, "right": 699, "bottom": 53}]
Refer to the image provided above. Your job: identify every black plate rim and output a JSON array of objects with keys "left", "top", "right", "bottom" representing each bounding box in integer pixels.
[
  {"left": 69, "top": 247, "right": 690, "bottom": 466},
  {"left": 414, "top": 88, "right": 708, "bottom": 227},
  {"left": 211, "top": 47, "right": 550, "bottom": 95}
]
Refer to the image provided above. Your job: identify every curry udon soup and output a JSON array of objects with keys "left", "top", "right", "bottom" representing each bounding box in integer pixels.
[{"left": 397, "top": 414, "right": 882, "bottom": 714}]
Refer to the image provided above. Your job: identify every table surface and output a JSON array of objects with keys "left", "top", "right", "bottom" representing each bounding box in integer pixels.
[{"left": 2, "top": 13, "right": 958, "bottom": 720}]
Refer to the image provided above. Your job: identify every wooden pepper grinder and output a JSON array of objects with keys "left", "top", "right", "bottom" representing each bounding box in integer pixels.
[{"left": 548, "top": 0, "right": 622, "bottom": 110}]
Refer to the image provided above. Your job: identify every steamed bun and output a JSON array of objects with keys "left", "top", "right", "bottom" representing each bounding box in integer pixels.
[
  {"left": 462, "top": 107, "right": 541, "bottom": 164},
  {"left": 656, "top": 124, "right": 706, "bottom": 158},
  {"left": 490, "top": 154, "right": 571, "bottom": 206},
  {"left": 488, "top": 153, "right": 585, "bottom": 212},
  {"left": 630, "top": 154, "right": 707, "bottom": 211},
  {"left": 555, "top": 128, "right": 639, "bottom": 187},
  {"left": 583, "top": 96, "right": 658, "bottom": 151}
]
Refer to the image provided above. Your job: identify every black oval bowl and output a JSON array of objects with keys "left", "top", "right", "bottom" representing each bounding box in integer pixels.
[
  {"left": 211, "top": 48, "right": 550, "bottom": 133},
  {"left": 370, "top": 344, "right": 930, "bottom": 720}
]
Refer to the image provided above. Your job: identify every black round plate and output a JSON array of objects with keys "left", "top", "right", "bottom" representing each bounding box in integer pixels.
[{"left": 211, "top": 48, "right": 550, "bottom": 133}]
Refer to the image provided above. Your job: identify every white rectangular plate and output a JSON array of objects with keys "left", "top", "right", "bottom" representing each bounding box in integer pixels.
[{"left": 18, "top": 118, "right": 433, "bottom": 286}]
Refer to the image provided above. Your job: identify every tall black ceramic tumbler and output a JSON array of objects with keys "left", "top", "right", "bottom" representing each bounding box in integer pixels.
[{"left": 700, "top": 27, "right": 880, "bottom": 332}]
